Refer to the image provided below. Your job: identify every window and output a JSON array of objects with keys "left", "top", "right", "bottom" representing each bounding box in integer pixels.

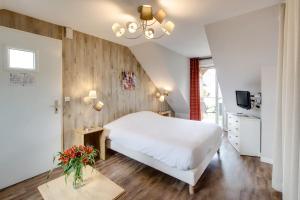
[
  {"left": 7, "top": 48, "right": 36, "bottom": 70},
  {"left": 200, "top": 67, "right": 224, "bottom": 127}
]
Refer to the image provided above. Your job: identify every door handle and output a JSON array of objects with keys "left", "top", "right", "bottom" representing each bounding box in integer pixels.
[{"left": 50, "top": 100, "right": 60, "bottom": 114}]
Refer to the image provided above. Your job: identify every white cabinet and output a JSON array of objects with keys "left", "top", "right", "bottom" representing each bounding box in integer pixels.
[{"left": 227, "top": 113, "right": 261, "bottom": 156}]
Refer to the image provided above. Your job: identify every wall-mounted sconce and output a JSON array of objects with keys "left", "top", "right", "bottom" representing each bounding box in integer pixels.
[
  {"left": 83, "top": 90, "right": 104, "bottom": 112},
  {"left": 88, "top": 90, "right": 97, "bottom": 99},
  {"left": 156, "top": 92, "right": 161, "bottom": 98},
  {"left": 159, "top": 95, "right": 165, "bottom": 102},
  {"left": 83, "top": 90, "right": 97, "bottom": 104},
  {"left": 156, "top": 90, "right": 169, "bottom": 102},
  {"left": 64, "top": 96, "right": 71, "bottom": 102}
]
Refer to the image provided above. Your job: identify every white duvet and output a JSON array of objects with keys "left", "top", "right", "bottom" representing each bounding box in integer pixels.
[{"left": 104, "top": 111, "right": 222, "bottom": 170}]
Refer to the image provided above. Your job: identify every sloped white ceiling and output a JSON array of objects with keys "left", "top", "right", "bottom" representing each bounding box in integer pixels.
[
  {"left": 205, "top": 5, "right": 279, "bottom": 116},
  {"left": 1, "top": 0, "right": 280, "bottom": 57},
  {"left": 130, "top": 43, "right": 190, "bottom": 115}
]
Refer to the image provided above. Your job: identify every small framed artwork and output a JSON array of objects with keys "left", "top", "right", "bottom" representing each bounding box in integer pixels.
[{"left": 121, "top": 71, "right": 136, "bottom": 90}]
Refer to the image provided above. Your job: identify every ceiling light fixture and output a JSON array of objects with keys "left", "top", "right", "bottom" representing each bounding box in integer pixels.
[
  {"left": 112, "top": 5, "right": 175, "bottom": 40},
  {"left": 112, "top": 23, "right": 125, "bottom": 37}
]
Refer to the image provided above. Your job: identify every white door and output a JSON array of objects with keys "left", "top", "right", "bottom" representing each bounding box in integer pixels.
[{"left": 0, "top": 27, "right": 62, "bottom": 189}]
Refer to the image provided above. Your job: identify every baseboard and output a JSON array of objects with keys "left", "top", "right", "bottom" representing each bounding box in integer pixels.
[{"left": 260, "top": 156, "right": 273, "bottom": 165}]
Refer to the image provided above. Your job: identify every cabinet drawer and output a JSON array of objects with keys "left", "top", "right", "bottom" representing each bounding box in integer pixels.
[
  {"left": 228, "top": 122, "right": 239, "bottom": 129},
  {"left": 228, "top": 119, "right": 240, "bottom": 127},
  {"left": 228, "top": 134, "right": 240, "bottom": 151},
  {"left": 228, "top": 133, "right": 240, "bottom": 142},
  {"left": 232, "top": 140, "right": 240, "bottom": 151},
  {"left": 232, "top": 126, "right": 240, "bottom": 134},
  {"left": 228, "top": 116, "right": 240, "bottom": 130},
  {"left": 228, "top": 115, "right": 240, "bottom": 123},
  {"left": 228, "top": 127, "right": 240, "bottom": 137}
]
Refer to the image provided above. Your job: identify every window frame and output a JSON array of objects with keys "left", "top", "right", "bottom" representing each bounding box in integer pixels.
[{"left": 4, "top": 45, "right": 39, "bottom": 72}]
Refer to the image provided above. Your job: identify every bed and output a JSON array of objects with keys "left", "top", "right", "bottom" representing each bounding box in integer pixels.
[{"left": 103, "top": 111, "right": 222, "bottom": 194}]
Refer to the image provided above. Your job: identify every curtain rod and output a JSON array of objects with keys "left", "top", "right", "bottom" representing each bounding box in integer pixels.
[{"left": 197, "top": 56, "right": 212, "bottom": 60}]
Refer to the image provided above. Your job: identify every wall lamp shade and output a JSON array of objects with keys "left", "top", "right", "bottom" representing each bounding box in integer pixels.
[
  {"left": 112, "top": 23, "right": 125, "bottom": 37},
  {"left": 154, "top": 9, "right": 167, "bottom": 24},
  {"left": 139, "top": 5, "right": 153, "bottom": 20},
  {"left": 161, "top": 21, "right": 175, "bottom": 35},
  {"left": 156, "top": 89, "right": 169, "bottom": 102},
  {"left": 159, "top": 95, "right": 165, "bottom": 102},
  {"left": 88, "top": 90, "right": 97, "bottom": 99},
  {"left": 93, "top": 101, "right": 104, "bottom": 111}
]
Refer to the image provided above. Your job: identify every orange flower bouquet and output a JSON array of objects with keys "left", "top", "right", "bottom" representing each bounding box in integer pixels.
[{"left": 49, "top": 145, "right": 98, "bottom": 188}]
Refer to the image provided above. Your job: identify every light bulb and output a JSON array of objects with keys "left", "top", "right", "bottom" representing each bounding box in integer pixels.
[
  {"left": 112, "top": 23, "right": 125, "bottom": 37},
  {"left": 116, "top": 28, "right": 125, "bottom": 37},
  {"left": 127, "top": 22, "right": 138, "bottom": 33},
  {"left": 112, "top": 23, "right": 120, "bottom": 33},
  {"left": 159, "top": 95, "right": 165, "bottom": 102},
  {"left": 145, "top": 28, "right": 154, "bottom": 39}
]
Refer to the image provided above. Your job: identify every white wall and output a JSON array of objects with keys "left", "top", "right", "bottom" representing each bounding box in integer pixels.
[
  {"left": 205, "top": 5, "right": 279, "bottom": 117},
  {"left": 205, "top": 5, "right": 279, "bottom": 162},
  {"left": 130, "top": 42, "right": 190, "bottom": 116},
  {"left": 261, "top": 66, "right": 277, "bottom": 164},
  {"left": 0, "top": 27, "right": 62, "bottom": 189}
]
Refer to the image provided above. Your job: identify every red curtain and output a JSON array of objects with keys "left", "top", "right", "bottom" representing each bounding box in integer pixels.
[{"left": 190, "top": 58, "right": 201, "bottom": 120}]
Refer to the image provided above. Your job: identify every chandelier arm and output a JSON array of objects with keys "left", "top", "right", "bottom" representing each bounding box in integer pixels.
[
  {"left": 135, "top": 24, "right": 142, "bottom": 31},
  {"left": 135, "top": 19, "right": 143, "bottom": 31},
  {"left": 146, "top": 19, "right": 157, "bottom": 27}
]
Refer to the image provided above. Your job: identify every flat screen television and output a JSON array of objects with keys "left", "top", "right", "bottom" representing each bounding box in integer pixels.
[{"left": 236, "top": 91, "right": 251, "bottom": 110}]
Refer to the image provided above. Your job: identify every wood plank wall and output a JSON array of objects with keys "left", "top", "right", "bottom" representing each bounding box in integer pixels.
[
  {"left": 63, "top": 31, "right": 171, "bottom": 148},
  {"left": 0, "top": 10, "right": 172, "bottom": 149},
  {"left": 0, "top": 10, "right": 63, "bottom": 40}
]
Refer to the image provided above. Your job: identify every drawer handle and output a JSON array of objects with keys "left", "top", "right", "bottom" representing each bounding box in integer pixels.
[
  {"left": 235, "top": 143, "right": 238, "bottom": 145},
  {"left": 235, "top": 120, "right": 238, "bottom": 122},
  {"left": 235, "top": 135, "right": 238, "bottom": 138}
]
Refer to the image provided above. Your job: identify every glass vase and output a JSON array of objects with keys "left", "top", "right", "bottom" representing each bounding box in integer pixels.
[{"left": 72, "top": 165, "right": 84, "bottom": 189}]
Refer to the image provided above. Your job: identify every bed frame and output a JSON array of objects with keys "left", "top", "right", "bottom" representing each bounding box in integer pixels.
[{"left": 104, "top": 137, "right": 221, "bottom": 195}]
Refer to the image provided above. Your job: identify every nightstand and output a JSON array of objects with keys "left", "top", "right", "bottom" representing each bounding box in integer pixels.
[
  {"left": 73, "top": 127, "right": 106, "bottom": 160},
  {"left": 159, "top": 110, "right": 172, "bottom": 117}
]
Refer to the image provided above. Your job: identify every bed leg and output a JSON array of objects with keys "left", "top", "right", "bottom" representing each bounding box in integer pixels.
[
  {"left": 217, "top": 148, "right": 220, "bottom": 155},
  {"left": 189, "top": 185, "right": 195, "bottom": 195}
]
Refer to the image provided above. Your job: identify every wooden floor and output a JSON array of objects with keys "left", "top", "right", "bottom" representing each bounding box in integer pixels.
[{"left": 0, "top": 135, "right": 282, "bottom": 200}]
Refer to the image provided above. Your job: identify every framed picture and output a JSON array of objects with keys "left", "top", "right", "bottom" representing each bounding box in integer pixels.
[{"left": 121, "top": 71, "right": 136, "bottom": 90}]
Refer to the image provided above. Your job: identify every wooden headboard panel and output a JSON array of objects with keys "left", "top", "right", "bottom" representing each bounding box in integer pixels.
[{"left": 62, "top": 31, "right": 172, "bottom": 149}]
